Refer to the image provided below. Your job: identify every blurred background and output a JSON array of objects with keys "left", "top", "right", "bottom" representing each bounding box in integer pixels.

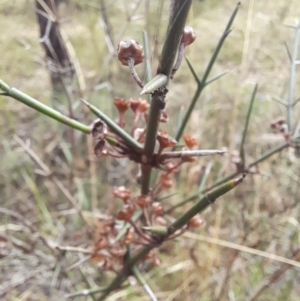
[{"left": 1, "top": 0, "right": 300, "bottom": 300}]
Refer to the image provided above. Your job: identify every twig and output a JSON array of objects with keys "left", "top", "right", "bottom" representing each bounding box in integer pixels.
[
  {"left": 184, "top": 232, "right": 300, "bottom": 268},
  {"left": 97, "top": 174, "right": 246, "bottom": 301},
  {"left": 160, "top": 149, "right": 226, "bottom": 160},
  {"left": 167, "top": 140, "right": 292, "bottom": 213},
  {"left": 0, "top": 79, "right": 90, "bottom": 134},
  {"left": 249, "top": 248, "right": 300, "bottom": 301},
  {"left": 127, "top": 57, "right": 144, "bottom": 88}
]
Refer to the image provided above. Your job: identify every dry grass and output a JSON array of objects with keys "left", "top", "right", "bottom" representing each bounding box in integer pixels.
[{"left": 1, "top": 0, "right": 300, "bottom": 300}]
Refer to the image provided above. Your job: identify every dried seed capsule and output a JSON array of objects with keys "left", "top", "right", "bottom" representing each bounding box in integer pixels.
[
  {"left": 91, "top": 119, "right": 108, "bottom": 140},
  {"left": 113, "top": 186, "right": 131, "bottom": 203},
  {"left": 117, "top": 40, "right": 144, "bottom": 66},
  {"left": 152, "top": 202, "right": 164, "bottom": 216},
  {"left": 136, "top": 195, "right": 151, "bottom": 208},
  {"left": 157, "top": 131, "right": 177, "bottom": 149},
  {"left": 181, "top": 26, "right": 196, "bottom": 46},
  {"left": 116, "top": 204, "right": 135, "bottom": 221},
  {"left": 183, "top": 134, "right": 198, "bottom": 148},
  {"left": 113, "top": 98, "right": 130, "bottom": 113}
]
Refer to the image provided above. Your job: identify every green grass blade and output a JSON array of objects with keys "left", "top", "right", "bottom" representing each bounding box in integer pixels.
[
  {"left": 21, "top": 169, "right": 54, "bottom": 228},
  {"left": 169, "top": 173, "right": 246, "bottom": 232},
  {"left": 185, "top": 57, "right": 201, "bottom": 85},
  {"left": 239, "top": 84, "right": 257, "bottom": 166}
]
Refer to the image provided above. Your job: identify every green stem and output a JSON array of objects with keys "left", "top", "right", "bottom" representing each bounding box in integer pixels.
[
  {"left": 81, "top": 99, "right": 143, "bottom": 151},
  {"left": 169, "top": 173, "right": 246, "bottom": 232},
  {"left": 0, "top": 79, "right": 90, "bottom": 134},
  {"left": 132, "top": 266, "right": 158, "bottom": 301},
  {"left": 157, "top": 0, "right": 193, "bottom": 76},
  {"left": 175, "top": 2, "right": 240, "bottom": 142},
  {"left": 141, "top": 0, "right": 192, "bottom": 195},
  {"left": 141, "top": 89, "right": 165, "bottom": 194},
  {"left": 167, "top": 141, "right": 290, "bottom": 213},
  {"left": 240, "top": 84, "right": 257, "bottom": 166},
  {"left": 97, "top": 175, "right": 245, "bottom": 301}
]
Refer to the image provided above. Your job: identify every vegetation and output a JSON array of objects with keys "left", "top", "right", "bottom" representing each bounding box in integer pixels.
[{"left": 0, "top": 1, "right": 300, "bottom": 300}]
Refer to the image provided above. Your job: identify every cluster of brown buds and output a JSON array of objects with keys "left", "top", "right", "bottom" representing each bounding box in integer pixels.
[
  {"left": 91, "top": 185, "right": 205, "bottom": 272},
  {"left": 90, "top": 97, "right": 151, "bottom": 162},
  {"left": 113, "top": 97, "right": 149, "bottom": 131},
  {"left": 270, "top": 117, "right": 290, "bottom": 140}
]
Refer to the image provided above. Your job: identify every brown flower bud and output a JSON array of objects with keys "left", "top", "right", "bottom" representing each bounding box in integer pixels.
[
  {"left": 113, "top": 98, "right": 130, "bottom": 113},
  {"left": 181, "top": 26, "right": 196, "bottom": 46},
  {"left": 152, "top": 202, "right": 164, "bottom": 216},
  {"left": 188, "top": 214, "right": 205, "bottom": 228},
  {"left": 129, "top": 98, "right": 140, "bottom": 112},
  {"left": 183, "top": 134, "right": 198, "bottom": 148},
  {"left": 113, "top": 186, "right": 131, "bottom": 203},
  {"left": 136, "top": 195, "right": 151, "bottom": 208},
  {"left": 116, "top": 204, "right": 135, "bottom": 221},
  {"left": 117, "top": 40, "right": 144, "bottom": 66},
  {"left": 129, "top": 98, "right": 149, "bottom": 116},
  {"left": 100, "top": 217, "right": 115, "bottom": 235},
  {"left": 157, "top": 131, "right": 177, "bottom": 150}
]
